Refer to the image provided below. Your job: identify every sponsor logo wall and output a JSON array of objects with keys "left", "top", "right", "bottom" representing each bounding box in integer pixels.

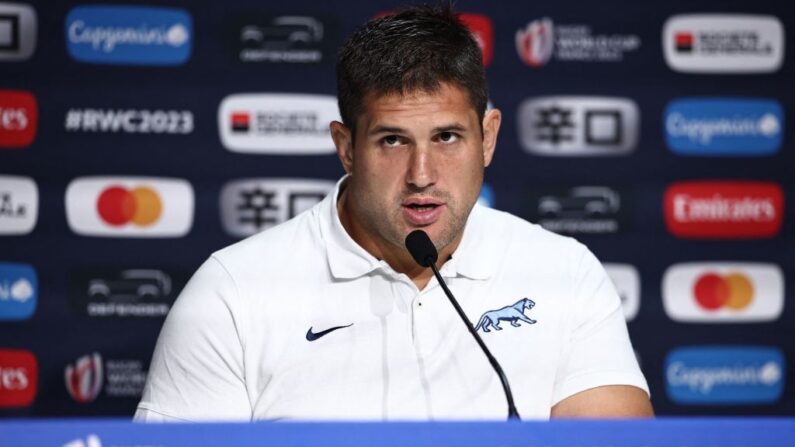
[
  {"left": 662, "top": 263, "right": 784, "bottom": 323},
  {"left": 0, "top": 2, "right": 36, "bottom": 61},
  {"left": 65, "top": 353, "right": 147, "bottom": 405},
  {"left": 604, "top": 263, "right": 640, "bottom": 322},
  {"left": 516, "top": 17, "right": 641, "bottom": 67},
  {"left": 68, "top": 268, "right": 184, "bottom": 318},
  {"left": 0, "top": 175, "right": 37, "bottom": 235},
  {"left": 524, "top": 186, "right": 631, "bottom": 234},
  {"left": 220, "top": 178, "right": 335, "bottom": 237},
  {"left": 517, "top": 96, "right": 639, "bottom": 156},
  {"left": 218, "top": 93, "right": 340, "bottom": 154},
  {"left": 64, "top": 108, "right": 194, "bottom": 135},
  {"left": 1, "top": 0, "right": 792, "bottom": 417},
  {"left": 65, "top": 177, "right": 194, "bottom": 238},
  {"left": 0, "top": 262, "right": 37, "bottom": 321},
  {"left": 664, "top": 98, "right": 783, "bottom": 156},
  {"left": 0, "top": 89, "right": 37, "bottom": 147},
  {"left": 227, "top": 15, "right": 337, "bottom": 64},
  {"left": 662, "top": 14, "right": 784, "bottom": 73},
  {"left": 65, "top": 5, "right": 192, "bottom": 65},
  {"left": 664, "top": 181, "right": 783, "bottom": 239},
  {"left": 665, "top": 347, "right": 785, "bottom": 404},
  {"left": 0, "top": 349, "right": 37, "bottom": 408}
]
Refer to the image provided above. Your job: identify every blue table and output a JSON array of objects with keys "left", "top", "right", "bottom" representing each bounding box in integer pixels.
[{"left": 2, "top": 418, "right": 793, "bottom": 447}]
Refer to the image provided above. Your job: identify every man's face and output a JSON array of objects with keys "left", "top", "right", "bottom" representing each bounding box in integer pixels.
[{"left": 331, "top": 82, "right": 501, "bottom": 262}]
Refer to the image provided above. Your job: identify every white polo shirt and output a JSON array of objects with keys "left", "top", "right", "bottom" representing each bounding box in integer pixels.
[{"left": 135, "top": 177, "right": 648, "bottom": 421}]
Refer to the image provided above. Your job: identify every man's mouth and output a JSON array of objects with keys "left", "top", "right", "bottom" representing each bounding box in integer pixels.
[
  {"left": 407, "top": 204, "right": 438, "bottom": 211},
  {"left": 402, "top": 198, "right": 445, "bottom": 226}
]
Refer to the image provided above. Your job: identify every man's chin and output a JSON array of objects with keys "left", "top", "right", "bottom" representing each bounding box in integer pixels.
[{"left": 404, "top": 225, "right": 448, "bottom": 249}]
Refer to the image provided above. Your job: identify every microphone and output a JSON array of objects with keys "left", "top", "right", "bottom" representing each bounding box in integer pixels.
[{"left": 405, "top": 230, "right": 520, "bottom": 420}]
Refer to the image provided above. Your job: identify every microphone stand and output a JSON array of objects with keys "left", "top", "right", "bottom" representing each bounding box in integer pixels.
[{"left": 426, "top": 260, "right": 521, "bottom": 420}]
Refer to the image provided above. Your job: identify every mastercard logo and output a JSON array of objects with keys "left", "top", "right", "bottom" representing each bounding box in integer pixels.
[
  {"left": 66, "top": 176, "right": 194, "bottom": 238},
  {"left": 662, "top": 262, "right": 783, "bottom": 323},
  {"left": 97, "top": 186, "right": 163, "bottom": 227},
  {"left": 693, "top": 272, "right": 753, "bottom": 311}
]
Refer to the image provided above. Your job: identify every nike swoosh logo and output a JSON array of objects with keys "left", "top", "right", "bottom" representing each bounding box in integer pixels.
[{"left": 306, "top": 323, "right": 353, "bottom": 341}]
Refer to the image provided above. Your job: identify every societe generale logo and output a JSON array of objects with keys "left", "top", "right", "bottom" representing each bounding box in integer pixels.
[
  {"left": 664, "top": 181, "right": 783, "bottom": 239},
  {"left": 662, "top": 262, "right": 784, "bottom": 323},
  {"left": 65, "top": 352, "right": 103, "bottom": 403},
  {"left": 0, "top": 348, "right": 37, "bottom": 408},
  {"left": 0, "top": 89, "right": 37, "bottom": 148},
  {"left": 663, "top": 14, "right": 784, "bottom": 73},
  {"left": 218, "top": 93, "right": 339, "bottom": 154},
  {"left": 65, "top": 176, "right": 194, "bottom": 238}
]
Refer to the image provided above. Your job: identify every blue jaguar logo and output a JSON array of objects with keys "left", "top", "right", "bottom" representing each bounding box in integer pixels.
[{"left": 474, "top": 298, "right": 536, "bottom": 333}]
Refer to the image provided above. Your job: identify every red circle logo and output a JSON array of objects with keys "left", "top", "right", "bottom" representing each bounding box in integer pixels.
[
  {"left": 96, "top": 186, "right": 162, "bottom": 227},
  {"left": 693, "top": 272, "right": 754, "bottom": 311}
]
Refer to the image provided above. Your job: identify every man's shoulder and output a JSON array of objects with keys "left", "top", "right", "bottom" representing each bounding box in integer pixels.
[
  {"left": 476, "top": 205, "right": 585, "bottom": 256},
  {"left": 211, "top": 204, "right": 324, "bottom": 274}
]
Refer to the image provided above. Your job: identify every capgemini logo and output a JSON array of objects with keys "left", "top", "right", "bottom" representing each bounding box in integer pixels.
[
  {"left": 65, "top": 353, "right": 103, "bottom": 403},
  {"left": 0, "top": 272, "right": 34, "bottom": 303},
  {"left": 65, "top": 6, "right": 193, "bottom": 65},
  {"left": 663, "top": 98, "right": 783, "bottom": 156},
  {"left": 665, "top": 346, "right": 785, "bottom": 404},
  {"left": 0, "top": 262, "right": 38, "bottom": 321},
  {"left": 166, "top": 24, "right": 190, "bottom": 47}
]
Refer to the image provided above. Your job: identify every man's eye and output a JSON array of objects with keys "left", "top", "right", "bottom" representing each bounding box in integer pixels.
[
  {"left": 438, "top": 131, "right": 459, "bottom": 143},
  {"left": 383, "top": 135, "right": 402, "bottom": 147}
]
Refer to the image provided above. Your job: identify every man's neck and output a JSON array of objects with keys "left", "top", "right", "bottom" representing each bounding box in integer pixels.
[{"left": 336, "top": 188, "right": 458, "bottom": 290}]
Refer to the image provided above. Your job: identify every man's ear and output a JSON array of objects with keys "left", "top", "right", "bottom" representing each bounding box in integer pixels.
[
  {"left": 482, "top": 108, "right": 501, "bottom": 167},
  {"left": 330, "top": 121, "right": 354, "bottom": 174}
]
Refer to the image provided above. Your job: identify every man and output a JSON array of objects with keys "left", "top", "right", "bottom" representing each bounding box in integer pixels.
[{"left": 135, "top": 5, "right": 652, "bottom": 421}]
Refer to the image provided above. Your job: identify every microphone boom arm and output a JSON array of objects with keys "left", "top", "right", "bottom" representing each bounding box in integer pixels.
[{"left": 426, "top": 259, "right": 521, "bottom": 420}]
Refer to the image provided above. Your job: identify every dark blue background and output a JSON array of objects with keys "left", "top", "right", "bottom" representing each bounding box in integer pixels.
[{"left": 1, "top": 0, "right": 793, "bottom": 417}]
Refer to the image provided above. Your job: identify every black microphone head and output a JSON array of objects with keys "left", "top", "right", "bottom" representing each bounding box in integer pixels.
[{"left": 405, "top": 230, "right": 438, "bottom": 267}]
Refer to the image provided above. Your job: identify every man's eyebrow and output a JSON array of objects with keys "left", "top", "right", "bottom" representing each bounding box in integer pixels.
[
  {"left": 432, "top": 124, "right": 468, "bottom": 133},
  {"left": 368, "top": 123, "right": 471, "bottom": 136},
  {"left": 368, "top": 125, "right": 407, "bottom": 136}
]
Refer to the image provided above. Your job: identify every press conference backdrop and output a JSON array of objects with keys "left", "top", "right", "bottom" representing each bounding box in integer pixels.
[{"left": 0, "top": 0, "right": 793, "bottom": 417}]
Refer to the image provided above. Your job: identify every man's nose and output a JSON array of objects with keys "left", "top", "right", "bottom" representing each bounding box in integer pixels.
[{"left": 406, "top": 144, "right": 436, "bottom": 189}]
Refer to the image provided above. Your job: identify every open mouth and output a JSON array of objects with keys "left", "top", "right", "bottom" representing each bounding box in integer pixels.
[
  {"left": 406, "top": 203, "right": 439, "bottom": 212},
  {"left": 402, "top": 198, "right": 445, "bottom": 225}
]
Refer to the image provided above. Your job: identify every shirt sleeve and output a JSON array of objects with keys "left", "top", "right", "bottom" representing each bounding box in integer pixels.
[
  {"left": 551, "top": 244, "right": 649, "bottom": 406},
  {"left": 134, "top": 256, "right": 252, "bottom": 422}
]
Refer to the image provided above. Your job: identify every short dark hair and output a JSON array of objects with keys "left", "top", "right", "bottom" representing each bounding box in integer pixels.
[{"left": 336, "top": 3, "right": 488, "bottom": 137}]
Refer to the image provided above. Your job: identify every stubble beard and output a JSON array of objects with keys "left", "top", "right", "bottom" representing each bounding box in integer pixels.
[{"left": 357, "top": 186, "right": 473, "bottom": 257}]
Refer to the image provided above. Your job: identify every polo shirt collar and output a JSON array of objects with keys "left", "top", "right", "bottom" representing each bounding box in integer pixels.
[
  {"left": 321, "top": 176, "right": 498, "bottom": 281},
  {"left": 321, "top": 177, "right": 384, "bottom": 279},
  {"left": 442, "top": 203, "right": 498, "bottom": 281}
]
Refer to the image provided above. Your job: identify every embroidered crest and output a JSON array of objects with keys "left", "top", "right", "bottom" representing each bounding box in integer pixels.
[{"left": 474, "top": 298, "right": 537, "bottom": 333}]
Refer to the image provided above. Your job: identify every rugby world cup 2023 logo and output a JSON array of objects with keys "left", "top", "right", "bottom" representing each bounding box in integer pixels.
[{"left": 65, "top": 353, "right": 103, "bottom": 403}]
